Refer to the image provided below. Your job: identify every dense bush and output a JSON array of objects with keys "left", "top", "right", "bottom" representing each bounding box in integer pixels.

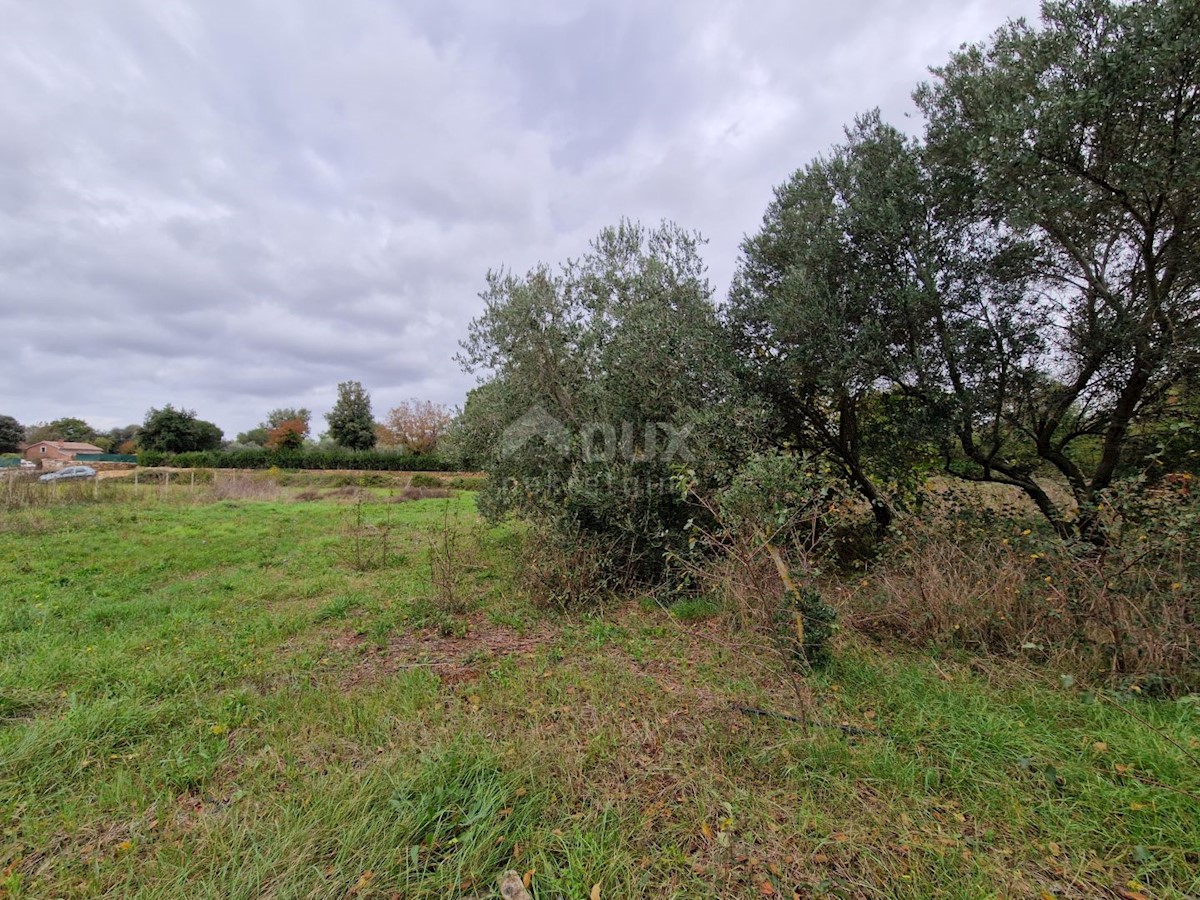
[
  {"left": 138, "top": 448, "right": 457, "bottom": 471},
  {"left": 456, "top": 220, "right": 764, "bottom": 590}
]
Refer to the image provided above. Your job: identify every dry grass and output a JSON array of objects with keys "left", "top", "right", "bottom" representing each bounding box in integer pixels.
[
  {"left": 835, "top": 519, "right": 1199, "bottom": 694},
  {"left": 207, "top": 471, "right": 284, "bottom": 501}
]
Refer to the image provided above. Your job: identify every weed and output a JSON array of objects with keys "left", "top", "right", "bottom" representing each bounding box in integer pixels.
[
  {"left": 426, "top": 504, "right": 481, "bottom": 615},
  {"left": 208, "top": 471, "right": 283, "bottom": 501},
  {"left": 334, "top": 498, "right": 398, "bottom": 571},
  {"left": 841, "top": 478, "right": 1200, "bottom": 693},
  {"left": 409, "top": 473, "right": 446, "bottom": 489}
]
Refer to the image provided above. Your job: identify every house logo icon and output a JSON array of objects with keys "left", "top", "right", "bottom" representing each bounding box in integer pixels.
[{"left": 500, "top": 406, "right": 571, "bottom": 458}]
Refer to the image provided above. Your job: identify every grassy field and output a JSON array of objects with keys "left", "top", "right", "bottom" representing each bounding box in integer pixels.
[{"left": 1, "top": 484, "right": 1197, "bottom": 898}]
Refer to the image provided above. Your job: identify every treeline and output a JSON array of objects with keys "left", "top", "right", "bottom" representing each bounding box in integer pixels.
[
  {"left": 137, "top": 448, "right": 457, "bottom": 471},
  {"left": 4, "top": 386, "right": 458, "bottom": 460}
]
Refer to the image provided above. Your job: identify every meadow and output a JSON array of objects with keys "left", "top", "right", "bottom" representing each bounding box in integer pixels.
[{"left": 0, "top": 475, "right": 1197, "bottom": 898}]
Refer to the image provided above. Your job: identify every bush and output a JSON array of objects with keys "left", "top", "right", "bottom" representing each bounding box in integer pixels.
[
  {"left": 663, "top": 452, "right": 855, "bottom": 677},
  {"left": 517, "top": 520, "right": 639, "bottom": 610},
  {"left": 138, "top": 448, "right": 456, "bottom": 471},
  {"left": 208, "top": 472, "right": 283, "bottom": 502},
  {"left": 409, "top": 473, "right": 445, "bottom": 488},
  {"left": 842, "top": 476, "right": 1200, "bottom": 694}
]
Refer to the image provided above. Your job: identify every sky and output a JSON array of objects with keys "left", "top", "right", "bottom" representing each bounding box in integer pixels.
[{"left": 0, "top": 0, "right": 1042, "bottom": 439}]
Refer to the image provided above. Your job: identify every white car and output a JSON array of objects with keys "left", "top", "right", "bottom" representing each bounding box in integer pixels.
[{"left": 39, "top": 465, "right": 98, "bottom": 482}]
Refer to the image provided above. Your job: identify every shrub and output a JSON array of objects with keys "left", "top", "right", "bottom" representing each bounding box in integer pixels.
[
  {"left": 517, "top": 520, "right": 638, "bottom": 610},
  {"left": 447, "top": 474, "right": 486, "bottom": 491},
  {"left": 674, "top": 452, "right": 855, "bottom": 672},
  {"left": 138, "top": 449, "right": 455, "bottom": 471},
  {"left": 395, "top": 487, "right": 452, "bottom": 502},
  {"left": 208, "top": 472, "right": 283, "bottom": 502},
  {"left": 409, "top": 473, "right": 445, "bottom": 488},
  {"left": 841, "top": 476, "right": 1200, "bottom": 694}
]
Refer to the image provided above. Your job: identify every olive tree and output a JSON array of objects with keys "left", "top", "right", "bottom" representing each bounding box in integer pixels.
[
  {"left": 728, "top": 112, "right": 1039, "bottom": 532},
  {"left": 916, "top": 0, "right": 1200, "bottom": 535},
  {"left": 457, "top": 219, "right": 755, "bottom": 584}
]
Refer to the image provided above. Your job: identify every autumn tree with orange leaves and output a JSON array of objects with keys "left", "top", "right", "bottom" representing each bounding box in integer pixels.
[{"left": 379, "top": 400, "right": 453, "bottom": 454}]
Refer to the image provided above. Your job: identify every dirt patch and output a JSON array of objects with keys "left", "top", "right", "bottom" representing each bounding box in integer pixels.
[{"left": 333, "top": 616, "right": 556, "bottom": 689}]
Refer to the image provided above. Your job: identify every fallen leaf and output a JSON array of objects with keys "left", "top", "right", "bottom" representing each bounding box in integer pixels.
[
  {"left": 760, "top": 880, "right": 776, "bottom": 896},
  {"left": 700, "top": 823, "right": 714, "bottom": 841},
  {"left": 1092, "top": 741, "right": 1108, "bottom": 753},
  {"left": 591, "top": 882, "right": 601, "bottom": 900},
  {"left": 1116, "top": 890, "right": 1149, "bottom": 900},
  {"left": 522, "top": 869, "right": 534, "bottom": 889},
  {"left": 352, "top": 870, "right": 374, "bottom": 891}
]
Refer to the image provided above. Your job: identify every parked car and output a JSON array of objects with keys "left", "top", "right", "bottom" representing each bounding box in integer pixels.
[{"left": 39, "top": 466, "right": 98, "bottom": 483}]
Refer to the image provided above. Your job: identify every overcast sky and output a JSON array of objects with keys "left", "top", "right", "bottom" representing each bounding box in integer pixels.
[{"left": 0, "top": 0, "right": 1041, "bottom": 438}]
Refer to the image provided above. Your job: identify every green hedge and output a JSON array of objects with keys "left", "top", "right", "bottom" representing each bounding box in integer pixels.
[{"left": 137, "top": 448, "right": 456, "bottom": 471}]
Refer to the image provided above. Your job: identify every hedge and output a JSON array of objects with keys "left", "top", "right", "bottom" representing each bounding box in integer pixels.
[{"left": 137, "top": 448, "right": 457, "bottom": 471}]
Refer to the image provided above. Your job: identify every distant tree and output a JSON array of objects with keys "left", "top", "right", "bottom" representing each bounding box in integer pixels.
[
  {"left": 140, "top": 406, "right": 224, "bottom": 453},
  {"left": 26, "top": 417, "right": 97, "bottom": 444},
  {"left": 103, "top": 424, "right": 141, "bottom": 452},
  {"left": 266, "top": 417, "right": 309, "bottom": 451},
  {"left": 192, "top": 419, "right": 225, "bottom": 451},
  {"left": 236, "top": 409, "right": 312, "bottom": 447},
  {"left": 264, "top": 407, "right": 311, "bottom": 430},
  {"left": 325, "top": 382, "right": 376, "bottom": 450},
  {"left": 0, "top": 415, "right": 22, "bottom": 453},
  {"left": 380, "top": 400, "right": 453, "bottom": 454},
  {"left": 236, "top": 427, "right": 270, "bottom": 447}
]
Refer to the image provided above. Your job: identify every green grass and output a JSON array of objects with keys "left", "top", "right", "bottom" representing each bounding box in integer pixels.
[{"left": 1, "top": 489, "right": 1196, "bottom": 898}]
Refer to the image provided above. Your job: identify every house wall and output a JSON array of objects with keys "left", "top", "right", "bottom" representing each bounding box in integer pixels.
[{"left": 23, "top": 443, "right": 71, "bottom": 463}]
